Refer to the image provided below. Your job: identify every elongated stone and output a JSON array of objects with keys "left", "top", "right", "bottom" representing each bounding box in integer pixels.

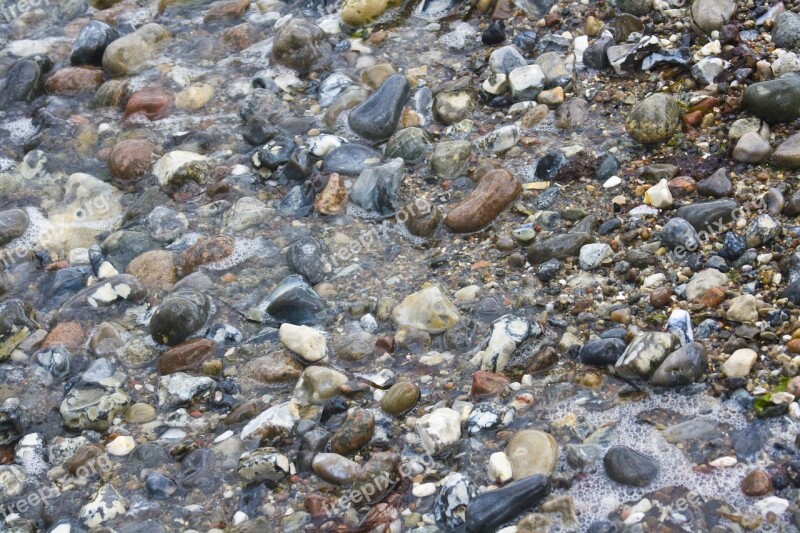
[
  {"left": 444, "top": 170, "right": 521, "bottom": 233},
  {"left": 650, "top": 342, "right": 707, "bottom": 387},
  {"left": 527, "top": 233, "right": 593, "bottom": 264},
  {"left": 465, "top": 475, "right": 551, "bottom": 532},
  {"left": 348, "top": 75, "right": 410, "bottom": 140}
]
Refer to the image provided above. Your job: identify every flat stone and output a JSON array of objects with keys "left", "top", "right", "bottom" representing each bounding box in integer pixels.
[{"left": 444, "top": 169, "right": 521, "bottom": 233}]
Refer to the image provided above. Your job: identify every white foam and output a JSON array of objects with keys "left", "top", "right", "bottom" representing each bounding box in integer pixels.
[
  {"left": 4, "top": 207, "right": 52, "bottom": 252},
  {"left": 0, "top": 157, "right": 15, "bottom": 172},
  {"left": 394, "top": 219, "right": 430, "bottom": 246},
  {"left": 346, "top": 203, "right": 385, "bottom": 222},
  {"left": 541, "top": 390, "right": 791, "bottom": 531},
  {"left": 0, "top": 118, "right": 37, "bottom": 146},
  {"left": 203, "top": 237, "right": 263, "bottom": 271}
]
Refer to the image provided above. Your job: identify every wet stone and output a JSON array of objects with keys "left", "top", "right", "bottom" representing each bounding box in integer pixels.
[
  {"left": 465, "top": 475, "right": 550, "bottom": 533},
  {"left": 149, "top": 290, "right": 211, "bottom": 346},
  {"left": 71, "top": 20, "right": 119, "bottom": 66},
  {"left": 350, "top": 158, "right": 405, "bottom": 217},
  {"left": 603, "top": 445, "right": 659, "bottom": 487},
  {"left": 444, "top": 169, "right": 522, "bottom": 233},
  {"left": 348, "top": 75, "right": 410, "bottom": 141},
  {"left": 329, "top": 408, "right": 374, "bottom": 456},
  {"left": 506, "top": 429, "right": 559, "bottom": 479},
  {"left": 271, "top": 18, "right": 331, "bottom": 75}
]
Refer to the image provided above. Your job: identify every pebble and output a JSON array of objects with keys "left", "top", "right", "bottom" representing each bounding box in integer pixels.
[
  {"left": 721, "top": 348, "right": 758, "bottom": 377},
  {"left": 505, "top": 429, "right": 559, "bottom": 479},
  {"left": 603, "top": 446, "right": 659, "bottom": 487}
]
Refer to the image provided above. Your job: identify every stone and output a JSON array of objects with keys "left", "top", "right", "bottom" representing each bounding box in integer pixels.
[
  {"left": 444, "top": 169, "right": 521, "bottom": 233},
  {"left": 773, "top": 12, "right": 800, "bottom": 50},
  {"left": 489, "top": 45, "right": 526, "bottom": 74},
  {"left": 482, "top": 20, "right": 505, "bottom": 45},
  {"left": 615, "top": 332, "right": 676, "bottom": 378},
  {"left": 348, "top": 74, "right": 409, "bottom": 140},
  {"left": 242, "top": 352, "right": 303, "bottom": 383},
  {"left": 603, "top": 446, "right": 658, "bottom": 487},
  {"left": 175, "top": 83, "right": 214, "bottom": 110},
  {"left": 106, "top": 435, "right": 135, "bottom": 456},
  {"left": 580, "top": 338, "right": 626, "bottom": 366},
  {"left": 465, "top": 475, "right": 551, "bottom": 533},
  {"left": 341, "top": 0, "right": 389, "bottom": 26},
  {"left": 659, "top": 217, "right": 700, "bottom": 252},
  {"left": 391, "top": 285, "right": 460, "bottom": 334},
  {"left": 579, "top": 243, "right": 612, "bottom": 270},
  {"left": 433, "top": 78, "right": 476, "bottom": 125},
  {"left": 431, "top": 140, "right": 471, "bottom": 179},
  {"left": 405, "top": 199, "right": 442, "bottom": 237},
  {"left": 435, "top": 473, "right": 477, "bottom": 530},
  {"left": 692, "top": 57, "right": 727, "bottom": 85},
  {"left": 271, "top": 19, "right": 331, "bottom": 75},
  {"left": 71, "top": 20, "right": 119, "bottom": 66},
  {"left": 238, "top": 448, "right": 294, "bottom": 485},
  {"left": 650, "top": 342, "right": 708, "bottom": 387},
  {"left": 685, "top": 269, "right": 728, "bottom": 302},
  {"left": 625, "top": 94, "right": 681, "bottom": 144},
  {"left": 721, "top": 348, "right": 758, "bottom": 377},
  {"left": 108, "top": 139, "right": 153, "bottom": 182},
  {"left": 262, "top": 275, "right": 326, "bottom": 325},
  {"left": 676, "top": 199, "right": 738, "bottom": 230},
  {"left": 45, "top": 66, "right": 104, "bottom": 95},
  {"left": 149, "top": 290, "right": 211, "bottom": 346},
  {"left": 123, "top": 87, "right": 174, "bottom": 122},
  {"left": 733, "top": 132, "right": 772, "bottom": 163},
  {"left": 0, "top": 54, "right": 53, "bottom": 109},
  {"left": 222, "top": 196, "right": 267, "bottom": 233},
  {"left": 152, "top": 151, "right": 210, "bottom": 189},
  {"left": 744, "top": 213, "right": 781, "bottom": 247},
  {"left": 312, "top": 453, "right": 361, "bottom": 485},
  {"left": 156, "top": 338, "right": 216, "bottom": 374},
  {"left": 241, "top": 402, "right": 298, "bottom": 440},
  {"left": 741, "top": 470, "right": 772, "bottom": 497},
  {"left": 60, "top": 387, "right": 132, "bottom": 430},
  {"left": 350, "top": 158, "right": 405, "bottom": 217},
  {"left": 0, "top": 209, "right": 29, "bottom": 246},
  {"left": 727, "top": 294, "right": 758, "bottom": 323},
  {"left": 506, "top": 430, "right": 559, "bottom": 479},
  {"left": 697, "top": 168, "right": 733, "bottom": 198},
  {"left": 508, "top": 64, "right": 545, "bottom": 101},
  {"left": 158, "top": 373, "right": 215, "bottom": 407},
  {"left": 102, "top": 33, "right": 152, "bottom": 77},
  {"left": 417, "top": 408, "right": 461, "bottom": 453},
  {"left": 744, "top": 76, "right": 800, "bottom": 124},
  {"left": 477, "top": 315, "right": 536, "bottom": 373},
  {"left": 385, "top": 127, "right": 431, "bottom": 162},
  {"left": 381, "top": 382, "right": 419, "bottom": 415},
  {"left": 292, "top": 366, "right": 348, "bottom": 405},
  {"left": 279, "top": 323, "right": 327, "bottom": 363},
  {"left": 315, "top": 173, "right": 348, "bottom": 215},
  {"left": 527, "top": 233, "right": 593, "bottom": 264},
  {"left": 691, "top": 0, "right": 735, "bottom": 33},
  {"left": 80, "top": 484, "right": 126, "bottom": 528},
  {"left": 329, "top": 408, "right": 374, "bottom": 455},
  {"left": 773, "top": 133, "right": 800, "bottom": 169}
]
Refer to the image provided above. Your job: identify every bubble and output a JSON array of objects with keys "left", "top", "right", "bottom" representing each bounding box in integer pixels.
[
  {"left": 0, "top": 117, "right": 37, "bottom": 145},
  {"left": 413, "top": 0, "right": 456, "bottom": 20},
  {"left": 346, "top": 203, "right": 385, "bottom": 222},
  {"left": 394, "top": 219, "right": 430, "bottom": 246},
  {"left": 4, "top": 207, "right": 52, "bottom": 251},
  {"left": 0, "top": 157, "right": 15, "bottom": 172},
  {"left": 202, "top": 237, "right": 263, "bottom": 271},
  {"left": 541, "top": 390, "right": 790, "bottom": 531}
]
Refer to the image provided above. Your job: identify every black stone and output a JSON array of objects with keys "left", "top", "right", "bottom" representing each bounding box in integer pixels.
[
  {"left": 659, "top": 217, "right": 700, "bottom": 252},
  {"left": 263, "top": 275, "right": 326, "bottom": 325},
  {"left": 348, "top": 75, "right": 410, "bottom": 141},
  {"left": 603, "top": 445, "right": 659, "bottom": 487},
  {"left": 149, "top": 290, "right": 211, "bottom": 346},
  {"left": 482, "top": 21, "right": 505, "bottom": 46},
  {"left": 279, "top": 181, "right": 316, "bottom": 218},
  {"left": 536, "top": 258, "right": 562, "bottom": 282},
  {"left": 465, "top": 474, "right": 551, "bottom": 532},
  {"left": 580, "top": 338, "right": 626, "bottom": 366},
  {"left": 650, "top": 342, "right": 707, "bottom": 387},
  {"left": 254, "top": 133, "right": 296, "bottom": 170},
  {"left": 0, "top": 54, "right": 53, "bottom": 109},
  {"left": 675, "top": 199, "right": 738, "bottom": 231},
  {"left": 321, "top": 143, "right": 381, "bottom": 175},
  {"left": 287, "top": 236, "right": 327, "bottom": 284},
  {"left": 718, "top": 231, "right": 745, "bottom": 260},
  {"left": 145, "top": 472, "right": 177, "bottom": 500},
  {"left": 71, "top": 21, "right": 119, "bottom": 66}
]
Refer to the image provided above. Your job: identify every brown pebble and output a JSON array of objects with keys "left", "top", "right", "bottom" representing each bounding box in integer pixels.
[
  {"left": 45, "top": 66, "right": 104, "bottom": 95},
  {"left": 444, "top": 169, "right": 522, "bottom": 233},
  {"left": 649, "top": 286, "right": 672, "bottom": 308},
  {"left": 740, "top": 470, "right": 771, "bottom": 497},
  {"left": 788, "top": 339, "right": 800, "bottom": 354},
  {"left": 108, "top": 139, "right": 154, "bottom": 181},
  {"left": 156, "top": 338, "right": 217, "bottom": 375},
  {"left": 698, "top": 286, "right": 726, "bottom": 307},
  {"left": 123, "top": 87, "right": 174, "bottom": 122},
  {"left": 471, "top": 370, "right": 510, "bottom": 398}
]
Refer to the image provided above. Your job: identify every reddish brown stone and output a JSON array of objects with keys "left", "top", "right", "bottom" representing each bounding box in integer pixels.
[
  {"left": 682, "top": 110, "right": 703, "bottom": 128},
  {"left": 788, "top": 339, "right": 800, "bottom": 354},
  {"left": 180, "top": 235, "right": 234, "bottom": 274},
  {"left": 305, "top": 494, "right": 332, "bottom": 517},
  {"left": 123, "top": 87, "right": 174, "bottom": 122},
  {"left": 222, "top": 22, "right": 259, "bottom": 50},
  {"left": 329, "top": 408, "right": 374, "bottom": 456},
  {"left": 444, "top": 169, "right": 521, "bottom": 233},
  {"left": 649, "top": 286, "right": 672, "bottom": 308},
  {"left": 315, "top": 173, "right": 348, "bottom": 215},
  {"left": 491, "top": 0, "right": 516, "bottom": 19},
  {"left": 527, "top": 346, "right": 557, "bottom": 373},
  {"left": 108, "top": 139, "right": 154, "bottom": 181},
  {"left": 45, "top": 67, "right": 104, "bottom": 95},
  {"left": 204, "top": 0, "right": 250, "bottom": 21},
  {"left": 156, "top": 338, "right": 217, "bottom": 374},
  {"left": 698, "top": 286, "right": 726, "bottom": 308},
  {"left": 42, "top": 322, "right": 84, "bottom": 351},
  {"left": 470, "top": 370, "right": 510, "bottom": 398},
  {"left": 740, "top": 470, "right": 771, "bottom": 496},
  {"left": 668, "top": 176, "right": 697, "bottom": 198}
]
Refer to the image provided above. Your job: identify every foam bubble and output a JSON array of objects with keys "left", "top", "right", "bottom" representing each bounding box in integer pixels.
[
  {"left": 203, "top": 237, "right": 264, "bottom": 270},
  {"left": 541, "top": 390, "right": 790, "bottom": 531},
  {"left": 4, "top": 207, "right": 52, "bottom": 251},
  {"left": 346, "top": 203, "right": 385, "bottom": 222},
  {"left": 0, "top": 118, "right": 37, "bottom": 145},
  {"left": 394, "top": 219, "right": 430, "bottom": 246},
  {"left": 0, "top": 157, "right": 15, "bottom": 172}
]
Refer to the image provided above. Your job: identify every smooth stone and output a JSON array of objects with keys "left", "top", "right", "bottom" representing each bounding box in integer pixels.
[
  {"left": 697, "top": 168, "right": 733, "bottom": 198},
  {"left": 322, "top": 143, "right": 381, "bottom": 175},
  {"left": 744, "top": 75, "right": 800, "bottom": 124},
  {"left": 385, "top": 127, "right": 431, "bottom": 162},
  {"left": 60, "top": 387, "right": 132, "bottom": 430},
  {"left": 527, "top": 233, "right": 593, "bottom": 264},
  {"left": 0, "top": 209, "right": 29, "bottom": 246},
  {"left": 506, "top": 429, "right": 559, "bottom": 479},
  {"left": 340, "top": 0, "right": 389, "bottom": 26},
  {"left": 676, "top": 200, "right": 738, "bottom": 231},
  {"left": 721, "top": 348, "right": 758, "bottom": 377},
  {"left": 71, "top": 20, "right": 119, "bottom": 66},
  {"left": 650, "top": 342, "right": 708, "bottom": 387},
  {"left": 508, "top": 64, "right": 545, "bottom": 101},
  {"left": 579, "top": 243, "right": 612, "bottom": 270},
  {"left": 350, "top": 158, "right": 405, "bottom": 217},
  {"left": 733, "top": 132, "right": 772, "bottom": 163},
  {"left": 348, "top": 75, "right": 410, "bottom": 141},
  {"left": 391, "top": 285, "right": 460, "bottom": 334},
  {"left": 773, "top": 133, "right": 800, "bottom": 169},
  {"left": 489, "top": 45, "right": 527, "bottom": 74},
  {"left": 580, "top": 338, "right": 626, "bottom": 366},
  {"left": 292, "top": 366, "right": 348, "bottom": 405},
  {"left": 433, "top": 77, "right": 477, "bottom": 125},
  {"left": 287, "top": 236, "right": 327, "bottom": 285},
  {"left": 329, "top": 408, "right": 374, "bottom": 455},
  {"left": 271, "top": 19, "right": 331, "bottom": 75},
  {"left": 727, "top": 294, "right": 758, "bottom": 323},
  {"left": 404, "top": 198, "right": 442, "bottom": 237},
  {"left": 381, "top": 382, "right": 420, "bottom": 415},
  {"left": 102, "top": 33, "right": 152, "bottom": 77},
  {"left": 465, "top": 475, "right": 551, "bottom": 533},
  {"left": 660, "top": 217, "right": 700, "bottom": 252},
  {"left": 615, "top": 332, "right": 676, "bottom": 378},
  {"left": 686, "top": 269, "right": 728, "bottom": 302},
  {"left": 603, "top": 446, "right": 659, "bottom": 487},
  {"left": 691, "top": 0, "right": 735, "bottom": 33},
  {"left": 262, "top": 275, "right": 326, "bottom": 325},
  {"left": 773, "top": 12, "right": 800, "bottom": 50},
  {"left": 108, "top": 139, "right": 153, "bottom": 182},
  {"left": 626, "top": 94, "right": 681, "bottom": 144},
  {"left": 279, "top": 324, "right": 327, "bottom": 363},
  {"left": 444, "top": 169, "right": 521, "bottom": 233},
  {"left": 156, "top": 338, "right": 216, "bottom": 374},
  {"left": 312, "top": 453, "right": 361, "bottom": 485},
  {"left": 0, "top": 54, "right": 53, "bottom": 109},
  {"left": 149, "top": 290, "right": 211, "bottom": 346}
]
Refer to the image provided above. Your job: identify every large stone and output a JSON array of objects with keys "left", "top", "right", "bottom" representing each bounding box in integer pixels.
[
  {"left": 691, "top": 0, "right": 735, "bottom": 33},
  {"left": 676, "top": 199, "right": 738, "bottom": 231},
  {"left": 350, "top": 158, "right": 405, "bottom": 217},
  {"left": 625, "top": 93, "right": 681, "bottom": 144},
  {"left": 477, "top": 315, "right": 536, "bottom": 373},
  {"left": 465, "top": 475, "right": 550, "bottom": 533},
  {"left": 505, "top": 429, "right": 559, "bottom": 480},
  {"left": 71, "top": 20, "right": 119, "bottom": 66},
  {"left": 431, "top": 140, "right": 472, "bottom": 179},
  {"left": 341, "top": 0, "right": 389, "bottom": 26},
  {"left": 615, "top": 332, "right": 676, "bottom": 378},
  {"left": 650, "top": 342, "right": 708, "bottom": 387},
  {"left": 732, "top": 132, "right": 772, "bottom": 163},
  {"left": 773, "top": 133, "right": 800, "bottom": 169},
  {"left": 270, "top": 18, "right": 331, "bottom": 75},
  {"left": 102, "top": 33, "right": 152, "bottom": 77},
  {"left": 685, "top": 269, "right": 728, "bottom": 302},
  {"left": 391, "top": 285, "right": 460, "bottom": 334},
  {"left": 279, "top": 323, "right": 327, "bottom": 363},
  {"left": 292, "top": 366, "right": 348, "bottom": 405},
  {"left": 603, "top": 446, "right": 659, "bottom": 487},
  {"left": 152, "top": 151, "right": 210, "bottom": 190},
  {"left": 773, "top": 12, "right": 800, "bottom": 50},
  {"left": 444, "top": 169, "right": 521, "bottom": 233},
  {"left": 348, "top": 74, "right": 409, "bottom": 140},
  {"left": 744, "top": 75, "right": 800, "bottom": 124}
]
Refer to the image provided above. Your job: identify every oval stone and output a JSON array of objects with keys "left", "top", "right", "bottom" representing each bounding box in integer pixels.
[
  {"left": 444, "top": 169, "right": 522, "bottom": 233},
  {"left": 156, "top": 338, "right": 216, "bottom": 375}
]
